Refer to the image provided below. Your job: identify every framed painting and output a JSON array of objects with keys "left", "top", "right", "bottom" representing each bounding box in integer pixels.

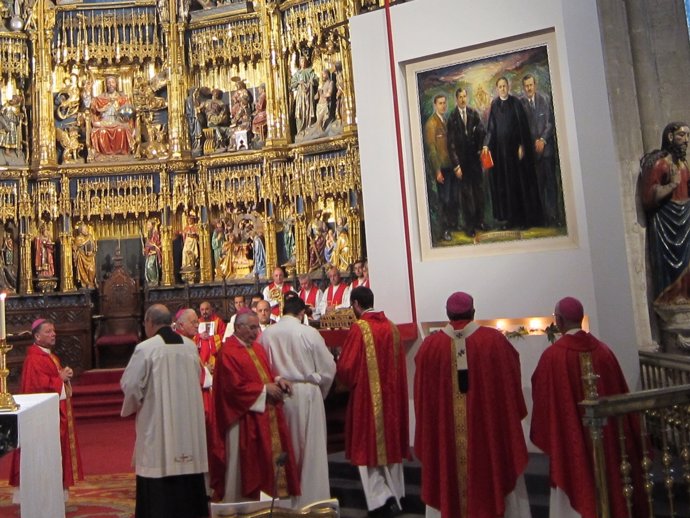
[{"left": 405, "top": 29, "right": 576, "bottom": 260}]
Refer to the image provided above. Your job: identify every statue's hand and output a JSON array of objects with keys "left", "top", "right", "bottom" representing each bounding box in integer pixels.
[{"left": 670, "top": 165, "right": 681, "bottom": 187}]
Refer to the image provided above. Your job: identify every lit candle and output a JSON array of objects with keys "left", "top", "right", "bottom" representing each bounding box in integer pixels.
[{"left": 0, "top": 293, "right": 6, "bottom": 340}]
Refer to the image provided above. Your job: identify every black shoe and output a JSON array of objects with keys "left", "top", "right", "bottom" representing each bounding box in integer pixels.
[
  {"left": 369, "top": 497, "right": 402, "bottom": 518},
  {"left": 442, "top": 231, "right": 452, "bottom": 241}
]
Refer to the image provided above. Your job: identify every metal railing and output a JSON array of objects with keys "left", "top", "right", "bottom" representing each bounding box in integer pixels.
[
  {"left": 576, "top": 352, "right": 690, "bottom": 518},
  {"left": 640, "top": 351, "right": 690, "bottom": 389}
]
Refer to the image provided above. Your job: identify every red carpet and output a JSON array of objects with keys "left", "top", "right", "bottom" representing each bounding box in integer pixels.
[{"left": 0, "top": 415, "right": 136, "bottom": 517}]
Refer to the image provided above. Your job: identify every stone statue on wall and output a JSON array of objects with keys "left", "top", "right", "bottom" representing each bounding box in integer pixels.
[
  {"left": 0, "top": 224, "right": 17, "bottom": 292},
  {"left": 185, "top": 86, "right": 208, "bottom": 155},
  {"left": 143, "top": 217, "right": 162, "bottom": 287},
  {"left": 252, "top": 84, "right": 267, "bottom": 142},
  {"left": 251, "top": 227, "right": 266, "bottom": 278},
  {"left": 290, "top": 54, "right": 318, "bottom": 137},
  {"left": 0, "top": 93, "right": 27, "bottom": 166},
  {"left": 332, "top": 216, "right": 351, "bottom": 271},
  {"left": 34, "top": 222, "right": 55, "bottom": 279},
  {"left": 308, "top": 209, "right": 327, "bottom": 271},
  {"left": 55, "top": 76, "right": 81, "bottom": 121},
  {"left": 640, "top": 122, "right": 690, "bottom": 304},
  {"left": 181, "top": 211, "right": 200, "bottom": 272},
  {"left": 211, "top": 219, "right": 225, "bottom": 275},
  {"left": 203, "top": 88, "right": 230, "bottom": 151},
  {"left": 314, "top": 69, "right": 335, "bottom": 132},
  {"left": 73, "top": 221, "right": 97, "bottom": 289},
  {"left": 90, "top": 75, "right": 135, "bottom": 161}
]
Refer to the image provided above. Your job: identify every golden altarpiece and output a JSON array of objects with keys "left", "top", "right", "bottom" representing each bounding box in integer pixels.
[{"left": 0, "top": 0, "right": 375, "bottom": 378}]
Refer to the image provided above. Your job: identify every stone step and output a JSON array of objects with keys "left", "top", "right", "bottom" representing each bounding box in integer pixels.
[{"left": 327, "top": 452, "right": 551, "bottom": 517}]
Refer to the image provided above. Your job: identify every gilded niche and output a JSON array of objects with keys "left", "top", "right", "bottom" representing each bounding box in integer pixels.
[{"left": 0, "top": 0, "right": 371, "bottom": 296}]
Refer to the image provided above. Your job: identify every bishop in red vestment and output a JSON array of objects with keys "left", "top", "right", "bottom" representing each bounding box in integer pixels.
[
  {"left": 531, "top": 297, "right": 646, "bottom": 518},
  {"left": 414, "top": 292, "right": 530, "bottom": 518},
  {"left": 337, "top": 287, "right": 409, "bottom": 516},
  {"left": 212, "top": 310, "right": 300, "bottom": 502},
  {"left": 10, "top": 319, "right": 83, "bottom": 490}
]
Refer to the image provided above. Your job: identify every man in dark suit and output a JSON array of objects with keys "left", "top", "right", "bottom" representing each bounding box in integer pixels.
[
  {"left": 447, "top": 88, "right": 486, "bottom": 237},
  {"left": 521, "top": 74, "right": 560, "bottom": 226}
]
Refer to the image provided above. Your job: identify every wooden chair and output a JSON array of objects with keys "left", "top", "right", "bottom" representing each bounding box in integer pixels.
[{"left": 93, "top": 249, "right": 142, "bottom": 368}]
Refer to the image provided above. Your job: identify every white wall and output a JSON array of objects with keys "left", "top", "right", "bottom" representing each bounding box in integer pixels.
[{"left": 350, "top": 0, "right": 640, "bottom": 385}]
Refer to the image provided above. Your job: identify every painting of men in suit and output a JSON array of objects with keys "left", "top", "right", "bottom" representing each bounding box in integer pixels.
[{"left": 414, "top": 40, "right": 567, "bottom": 249}]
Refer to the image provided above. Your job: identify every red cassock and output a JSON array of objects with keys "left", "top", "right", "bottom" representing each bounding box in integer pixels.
[
  {"left": 10, "top": 345, "right": 83, "bottom": 489},
  {"left": 530, "top": 331, "right": 647, "bottom": 518},
  {"left": 337, "top": 311, "right": 409, "bottom": 466},
  {"left": 212, "top": 335, "right": 300, "bottom": 501},
  {"left": 414, "top": 326, "right": 528, "bottom": 518}
]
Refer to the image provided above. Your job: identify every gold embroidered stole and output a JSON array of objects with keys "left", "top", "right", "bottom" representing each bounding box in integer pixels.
[
  {"left": 49, "top": 351, "right": 80, "bottom": 481},
  {"left": 442, "top": 324, "right": 474, "bottom": 517},
  {"left": 356, "top": 318, "right": 400, "bottom": 467},
  {"left": 245, "top": 345, "right": 288, "bottom": 497}
]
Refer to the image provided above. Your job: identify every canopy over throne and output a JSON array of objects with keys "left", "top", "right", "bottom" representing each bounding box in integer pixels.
[{"left": 93, "top": 248, "right": 142, "bottom": 368}]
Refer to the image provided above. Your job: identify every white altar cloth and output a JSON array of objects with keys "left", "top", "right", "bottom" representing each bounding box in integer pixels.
[{"left": 11, "top": 393, "right": 65, "bottom": 518}]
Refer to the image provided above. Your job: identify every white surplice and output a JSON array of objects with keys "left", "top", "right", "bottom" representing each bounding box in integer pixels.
[
  {"left": 121, "top": 333, "right": 208, "bottom": 478},
  {"left": 259, "top": 314, "right": 337, "bottom": 509}
]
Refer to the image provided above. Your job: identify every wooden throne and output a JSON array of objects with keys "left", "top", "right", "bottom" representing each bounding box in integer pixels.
[{"left": 93, "top": 248, "right": 142, "bottom": 368}]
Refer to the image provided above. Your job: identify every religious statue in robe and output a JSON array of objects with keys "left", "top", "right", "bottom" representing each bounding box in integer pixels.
[
  {"left": 251, "top": 228, "right": 267, "bottom": 278},
  {"left": 211, "top": 219, "right": 225, "bottom": 276},
  {"left": 0, "top": 230, "right": 17, "bottom": 293},
  {"left": 73, "top": 221, "right": 97, "bottom": 289},
  {"left": 34, "top": 223, "right": 55, "bottom": 278},
  {"left": 290, "top": 54, "right": 318, "bottom": 136},
  {"left": 0, "top": 227, "right": 16, "bottom": 292},
  {"left": 640, "top": 122, "right": 690, "bottom": 303},
  {"left": 324, "top": 229, "right": 335, "bottom": 265},
  {"left": 332, "top": 217, "right": 351, "bottom": 271},
  {"left": 314, "top": 69, "right": 335, "bottom": 131},
  {"left": 55, "top": 76, "right": 80, "bottom": 121},
  {"left": 143, "top": 218, "right": 162, "bottom": 287},
  {"left": 216, "top": 224, "right": 237, "bottom": 280},
  {"left": 181, "top": 212, "right": 200, "bottom": 272},
  {"left": 281, "top": 216, "right": 296, "bottom": 266},
  {"left": 90, "top": 75, "right": 135, "bottom": 161},
  {"left": 252, "top": 84, "right": 267, "bottom": 141},
  {"left": 308, "top": 209, "right": 327, "bottom": 271},
  {"left": 0, "top": 94, "right": 27, "bottom": 165}
]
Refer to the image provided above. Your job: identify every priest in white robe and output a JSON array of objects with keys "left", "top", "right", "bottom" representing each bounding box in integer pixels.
[
  {"left": 259, "top": 294, "right": 337, "bottom": 509},
  {"left": 121, "top": 304, "right": 209, "bottom": 518}
]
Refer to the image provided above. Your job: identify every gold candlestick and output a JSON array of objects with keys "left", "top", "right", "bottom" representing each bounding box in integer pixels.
[{"left": 0, "top": 339, "right": 18, "bottom": 412}]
